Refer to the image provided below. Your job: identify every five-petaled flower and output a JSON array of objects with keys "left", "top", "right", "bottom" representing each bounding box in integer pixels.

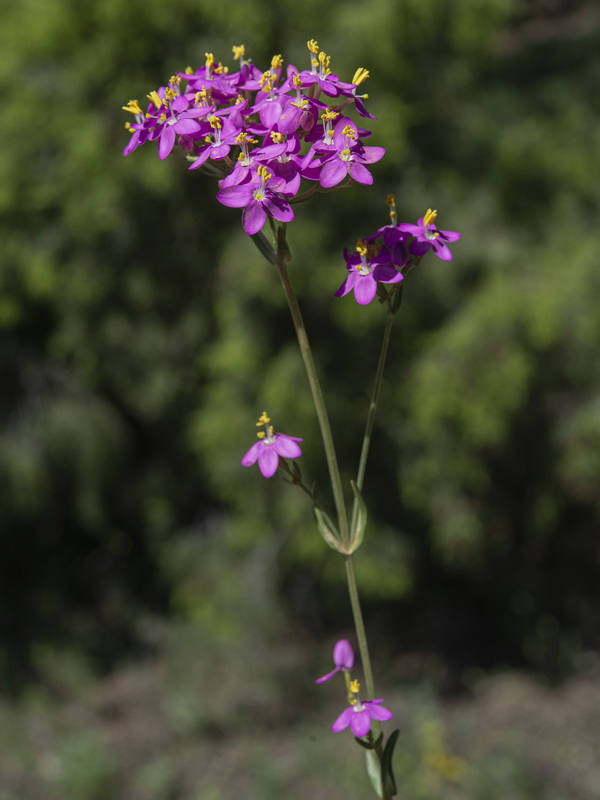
[
  {"left": 331, "top": 679, "right": 394, "bottom": 738},
  {"left": 335, "top": 239, "right": 403, "bottom": 305},
  {"left": 242, "top": 411, "right": 303, "bottom": 478},
  {"left": 397, "top": 208, "right": 461, "bottom": 261},
  {"left": 315, "top": 639, "right": 355, "bottom": 683}
]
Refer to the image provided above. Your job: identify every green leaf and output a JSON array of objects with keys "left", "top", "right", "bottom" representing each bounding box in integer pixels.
[
  {"left": 365, "top": 748, "right": 383, "bottom": 798},
  {"left": 349, "top": 480, "right": 368, "bottom": 553},
  {"left": 381, "top": 728, "right": 400, "bottom": 797},
  {"left": 314, "top": 507, "right": 343, "bottom": 551},
  {"left": 250, "top": 232, "right": 277, "bottom": 265}
]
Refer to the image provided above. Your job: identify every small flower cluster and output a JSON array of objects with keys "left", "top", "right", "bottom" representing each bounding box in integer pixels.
[
  {"left": 335, "top": 197, "right": 461, "bottom": 305},
  {"left": 316, "top": 640, "right": 393, "bottom": 738},
  {"left": 123, "top": 41, "right": 385, "bottom": 234},
  {"left": 242, "top": 411, "right": 302, "bottom": 478}
]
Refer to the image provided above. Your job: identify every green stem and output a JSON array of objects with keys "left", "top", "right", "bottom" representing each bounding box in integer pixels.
[
  {"left": 345, "top": 554, "right": 375, "bottom": 699},
  {"left": 275, "top": 239, "right": 350, "bottom": 544}
]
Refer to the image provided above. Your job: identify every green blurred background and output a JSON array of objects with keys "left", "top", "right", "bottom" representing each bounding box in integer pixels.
[{"left": 2, "top": 0, "right": 600, "bottom": 797}]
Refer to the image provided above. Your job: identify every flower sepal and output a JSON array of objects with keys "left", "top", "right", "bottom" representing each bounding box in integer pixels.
[
  {"left": 348, "top": 479, "right": 367, "bottom": 554},
  {"left": 314, "top": 506, "right": 344, "bottom": 552}
]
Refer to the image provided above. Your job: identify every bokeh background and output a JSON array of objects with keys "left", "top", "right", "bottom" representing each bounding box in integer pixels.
[{"left": 2, "top": 0, "right": 600, "bottom": 797}]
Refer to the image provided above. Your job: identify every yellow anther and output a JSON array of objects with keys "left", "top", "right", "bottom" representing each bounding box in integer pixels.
[
  {"left": 144, "top": 113, "right": 154, "bottom": 119},
  {"left": 292, "top": 74, "right": 303, "bottom": 88},
  {"left": 270, "top": 131, "right": 284, "bottom": 143},
  {"left": 271, "top": 54, "right": 284, "bottom": 69},
  {"left": 256, "top": 411, "right": 271, "bottom": 426},
  {"left": 204, "top": 136, "right": 212, "bottom": 143},
  {"left": 356, "top": 239, "right": 368, "bottom": 256},
  {"left": 185, "top": 66, "right": 194, "bottom": 75},
  {"left": 215, "top": 64, "right": 229, "bottom": 74},
  {"left": 208, "top": 115, "right": 222, "bottom": 129},
  {"left": 195, "top": 90, "right": 209, "bottom": 105},
  {"left": 124, "top": 121, "right": 133, "bottom": 131},
  {"left": 234, "top": 93, "right": 246, "bottom": 104},
  {"left": 352, "top": 67, "right": 370, "bottom": 86},
  {"left": 387, "top": 194, "right": 398, "bottom": 223},
  {"left": 147, "top": 90, "right": 163, "bottom": 109},
  {"left": 122, "top": 99, "right": 142, "bottom": 115},
  {"left": 321, "top": 110, "right": 339, "bottom": 122},
  {"left": 341, "top": 148, "right": 351, "bottom": 157},
  {"left": 291, "top": 98, "right": 309, "bottom": 109},
  {"left": 159, "top": 113, "right": 167, "bottom": 123},
  {"left": 257, "top": 431, "right": 266, "bottom": 439},
  {"left": 258, "top": 71, "right": 272, "bottom": 86},
  {"left": 205, "top": 53, "right": 215, "bottom": 68},
  {"left": 307, "top": 39, "right": 319, "bottom": 54},
  {"left": 232, "top": 44, "right": 246, "bottom": 61},
  {"left": 268, "top": 425, "right": 274, "bottom": 437},
  {"left": 311, "top": 58, "right": 319, "bottom": 69},
  {"left": 318, "top": 51, "right": 330, "bottom": 68},
  {"left": 168, "top": 75, "right": 182, "bottom": 86},
  {"left": 386, "top": 194, "right": 396, "bottom": 207},
  {"left": 350, "top": 679, "right": 361, "bottom": 693},
  {"left": 164, "top": 87, "right": 178, "bottom": 101},
  {"left": 342, "top": 125, "right": 356, "bottom": 139},
  {"left": 423, "top": 208, "right": 438, "bottom": 226},
  {"left": 257, "top": 164, "right": 272, "bottom": 182}
]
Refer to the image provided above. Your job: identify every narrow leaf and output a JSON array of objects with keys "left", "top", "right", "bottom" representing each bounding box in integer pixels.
[
  {"left": 314, "top": 507, "right": 343, "bottom": 552},
  {"left": 381, "top": 728, "right": 400, "bottom": 797},
  {"left": 250, "top": 232, "right": 277, "bottom": 265},
  {"left": 365, "top": 749, "right": 383, "bottom": 798},
  {"left": 349, "top": 480, "right": 368, "bottom": 553}
]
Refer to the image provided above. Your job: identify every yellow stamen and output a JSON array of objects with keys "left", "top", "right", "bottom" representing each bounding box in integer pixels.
[
  {"left": 350, "top": 679, "right": 361, "bottom": 693},
  {"left": 307, "top": 39, "right": 319, "bottom": 54},
  {"left": 147, "top": 90, "right": 163, "bottom": 109},
  {"left": 215, "top": 64, "right": 229, "bottom": 74},
  {"left": 122, "top": 99, "right": 142, "bottom": 115},
  {"left": 124, "top": 121, "right": 133, "bottom": 131},
  {"left": 270, "top": 131, "right": 284, "bottom": 143},
  {"left": 257, "top": 431, "right": 266, "bottom": 439},
  {"left": 207, "top": 115, "right": 222, "bottom": 129},
  {"left": 352, "top": 67, "right": 370, "bottom": 86},
  {"left": 423, "top": 208, "right": 438, "bottom": 226},
  {"left": 195, "top": 90, "right": 209, "bottom": 105},
  {"left": 164, "top": 87, "right": 178, "bottom": 101},
  {"left": 256, "top": 411, "right": 271, "bottom": 426},
  {"left": 271, "top": 54, "right": 284, "bottom": 70},
  {"left": 292, "top": 74, "right": 303, "bottom": 88},
  {"left": 232, "top": 44, "right": 246, "bottom": 61},
  {"left": 185, "top": 66, "right": 194, "bottom": 75},
  {"left": 205, "top": 53, "right": 215, "bottom": 69},
  {"left": 356, "top": 239, "right": 368, "bottom": 256},
  {"left": 158, "top": 113, "right": 167, "bottom": 123},
  {"left": 268, "top": 425, "right": 274, "bottom": 437},
  {"left": 321, "top": 110, "right": 339, "bottom": 122},
  {"left": 342, "top": 125, "right": 356, "bottom": 139},
  {"left": 257, "top": 164, "right": 272, "bottom": 182},
  {"left": 168, "top": 75, "right": 182, "bottom": 86}
]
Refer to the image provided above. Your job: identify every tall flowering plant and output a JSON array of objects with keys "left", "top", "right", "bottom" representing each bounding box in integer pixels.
[{"left": 123, "top": 39, "right": 460, "bottom": 799}]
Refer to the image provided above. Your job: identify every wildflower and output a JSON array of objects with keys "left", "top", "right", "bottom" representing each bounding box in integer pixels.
[
  {"left": 331, "top": 680, "right": 394, "bottom": 738},
  {"left": 397, "top": 208, "right": 461, "bottom": 261},
  {"left": 335, "top": 239, "right": 403, "bottom": 305},
  {"left": 217, "top": 165, "right": 294, "bottom": 235},
  {"left": 314, "top": 118, "right": 385, "bottom": 188},
  {"left": 315, "top": 639, "right": 355, "bottom": 683},
  {"left": 241, "top": 411, "right": 303, "bottom": 478}
]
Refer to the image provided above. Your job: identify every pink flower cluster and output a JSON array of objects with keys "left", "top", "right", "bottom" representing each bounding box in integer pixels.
[{"left": 122, "top": 41, "right": 385, "bottom": 234}]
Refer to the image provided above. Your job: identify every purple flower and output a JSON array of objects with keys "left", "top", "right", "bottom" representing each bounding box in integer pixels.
[
  {"left": 397, "top": 208, "right": 461, "bottom": 261},
  {"left": 241, "top": 411, "right": 302, "bottom": 478},
  {"left": 332, "top": 697, "right": 394, "bottom": 738},
  {"left": 217, "top": 165, "right": 294, "bottom": 235},
  {"left": 315, "top": 639, "right": 355, "bottom": 683},
  {"left": 314, "top": 118, "right": 385, "bottom": 188},
  {"left": 335, "top": 240, "right": 403, "bottom": 305}
]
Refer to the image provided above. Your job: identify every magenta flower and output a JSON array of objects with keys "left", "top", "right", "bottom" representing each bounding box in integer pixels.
[
  {"left": 332, "top": 697, "right": 394, "bottom": 738},
  {"left": 217, "top": 165, "right": 294, "bottom": 235},
  {"left": 335, "top": 240, "right": 403, "bottom": 305},
  {"left": 314, "top": 118, "right": 385, "bottom": 188},
  {"left": 397, "top": 208, "right": 461, "bottom": 261},
  {"left": 242, "top": 411, "right": 302, "bottom": 478},
  {"left": 315, "top": 639, "right": 355, "bottom": 683}
]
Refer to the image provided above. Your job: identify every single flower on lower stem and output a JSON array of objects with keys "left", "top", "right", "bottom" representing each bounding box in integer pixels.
[
  {"left": 241, "top": 411, "right": 303, "bottom": 478},
  {"left": 331, "top": 679, "right": 393, "bottom": 738},
  {"left": 315, "top": 639, "right": 355, "bottom": 683},
  {"left": 397, "top": 208, "right": 461, "bottom": 261},
  {"left": 335, "top": 239, "right": 403, "bottom": 305}
]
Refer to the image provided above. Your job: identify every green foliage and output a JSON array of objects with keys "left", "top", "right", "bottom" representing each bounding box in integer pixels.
[{"left": 1, "top": 0, "right": 600, "bottom": 690}]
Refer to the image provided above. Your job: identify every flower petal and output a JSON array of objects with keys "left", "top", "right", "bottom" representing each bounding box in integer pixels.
[
  {"left": 331, "top": 707, "right": 353, "bottom": 733},
  {"left": 315, "top": 667, "right": 340, "bottom": 684},
  {"left": 333, "top": 640, "right": 354, "bottom": 669},
  {"left": 242, "top": 200, "right": 267, "bottom": 235},
  {"left": 353, "top": 275, "right": 378, "bottom": 305},
  {"left": 347, "top": 161, "right": 373, "bottom": 185},
  {"left": 257, "top": 446, "right": 279, "bottom": 478},
  {"left": 241, "top": 441, "right": 262, "bottom": 467},
  {"left": 366, "top": 702, "right": 394, "bottom": 722},
  {"left": 319, "top": 158, "right": 348, "bottom": 188},
  {"left": 273, "top": 434, "right": 302, "bottom": 458},
  {"left": 349, "top": 710, "right": 372, "bottom": 738}
]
